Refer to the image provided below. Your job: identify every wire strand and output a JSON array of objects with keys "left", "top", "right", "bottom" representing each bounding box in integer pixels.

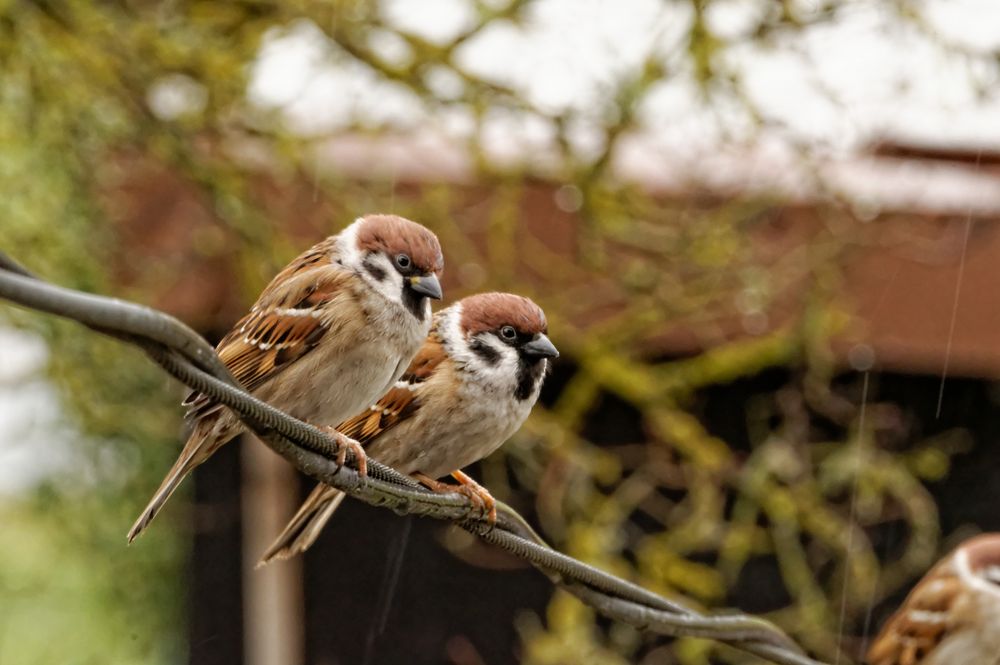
[{"left": 0, "top": 251, "right": 832, "bottom": 665}]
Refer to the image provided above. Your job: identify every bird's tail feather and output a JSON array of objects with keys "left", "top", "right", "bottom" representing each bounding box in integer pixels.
[
  {"left": 257, "top": 484, "right": 345, "bottom": 567},
  {"left": 127, "top": 427, "right": 220, "bottom": 543}
]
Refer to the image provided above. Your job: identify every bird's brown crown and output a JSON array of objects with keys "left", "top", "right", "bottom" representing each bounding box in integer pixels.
[
  {"left": 459, "top": 292, "right": 547, "bottom": 336},
  {"left": 355, "top": 214, "right": 444, "bottom": 275}
]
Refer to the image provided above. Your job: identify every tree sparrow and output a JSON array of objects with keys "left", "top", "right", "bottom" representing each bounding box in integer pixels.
[
  {"left": 128, "top": 214, "right": 444, "bottom": 542},
  {"left": 867, "top": 533, "right": 1000, "bottom": 665},
  {"left": 258, "top": 292, "right": 558, "bottom": 564}
]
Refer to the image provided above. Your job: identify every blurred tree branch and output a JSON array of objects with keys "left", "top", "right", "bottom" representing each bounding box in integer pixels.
[
  {"left": 2, "top": 1, "right": 990, "bottom": 662},
  {"left": 0, "top": 254, "right": 825, "bottom": 665}
]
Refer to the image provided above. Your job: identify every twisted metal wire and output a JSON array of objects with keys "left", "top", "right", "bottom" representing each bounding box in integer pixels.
[{"left": 0, "top": 252, "right": 832, "bottom": 665}]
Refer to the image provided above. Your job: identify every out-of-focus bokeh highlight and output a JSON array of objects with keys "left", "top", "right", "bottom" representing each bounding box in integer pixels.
[{"left": 3, "top": 1, "right": 1000, "bottom": 664}]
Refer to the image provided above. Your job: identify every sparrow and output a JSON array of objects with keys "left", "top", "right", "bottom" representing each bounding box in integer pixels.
[
  {"left": 258, "top": 292, "right": 558, "bottom": 565},
  {"left": 127, "top": 214, "right": 444, "bottom": 542},
  {"left": 867, "top": 533, "right": 1000, "bottom": 665}
]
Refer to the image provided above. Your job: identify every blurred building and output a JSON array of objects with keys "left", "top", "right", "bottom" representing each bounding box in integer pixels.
[{"left": 111, "top": 138, "right": 1000, "bottom": 665}]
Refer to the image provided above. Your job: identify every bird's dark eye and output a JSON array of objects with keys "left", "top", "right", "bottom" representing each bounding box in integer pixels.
[
  {"left": 500, "top": 325, "right": 517, "bottom": 340},
  {"left": 395, "top": 254, "right": 411, "bottom": 270}
]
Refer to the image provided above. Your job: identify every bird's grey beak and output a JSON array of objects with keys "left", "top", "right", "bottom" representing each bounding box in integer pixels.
[
  {"left": 522, "top": 333, "right": 559, "bottom": 359},
  {"left": 408, "top": 274, "right": 442, "bottom": 300}
]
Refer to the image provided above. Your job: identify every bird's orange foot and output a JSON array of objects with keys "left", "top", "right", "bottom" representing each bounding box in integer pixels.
[
  {"left": 415, "top": 470, "right": 496, "bottom": 525},
  {"left": 321, "top": 425, "right": 368, "bottom": 477}
]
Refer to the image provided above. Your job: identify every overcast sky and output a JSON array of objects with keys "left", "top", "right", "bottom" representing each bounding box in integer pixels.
[{"left": 249, "top": 0, "right": 1000, "bottom": 153}]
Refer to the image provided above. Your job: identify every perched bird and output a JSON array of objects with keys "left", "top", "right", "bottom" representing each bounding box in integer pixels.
[
  {"left": 867, "top": 533, "right": 1000, "bottom": 665},
  {"left": 128, "top": 214, "right": 444, "bottom": 542},
  {"left": 259, "top": 292, "right": 558, "bottom": 565}
]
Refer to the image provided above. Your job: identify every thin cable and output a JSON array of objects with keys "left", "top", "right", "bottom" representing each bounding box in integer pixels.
[
  {"left": 835, "top": 371, "right": 870, "bottom": 665},
  {"left": 935, "top": 211, "right": 975, "bottom": 418},
  {"left": 0, "top": 254, "right": 831, "bottom": 665},
  {"left": 363, "top": 516, "right": 413, "bottom": 665},
  {"left": 160, "top": 347, "right": 810, "bottom": 657},
  {"left": 936, "top": 148, "right": 981, "bottom": 418}
]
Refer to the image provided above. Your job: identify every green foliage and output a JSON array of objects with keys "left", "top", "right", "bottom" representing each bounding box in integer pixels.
[{"left": 0, "top": 1, "right": 989, "bottom": 663}]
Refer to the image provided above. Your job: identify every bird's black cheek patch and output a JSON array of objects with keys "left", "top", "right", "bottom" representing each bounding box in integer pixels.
[
  {"left": 514, "top": 360, "right": 544, "bottom": 401},
  {"left": 363, "top": 256, "right": 388, "bottom": 282},
  {"left": 469, "top": 339, "right": 501, "bottom": 366},
  {"left": 401, "top": 286, "right": 426, "bottom": 321}
]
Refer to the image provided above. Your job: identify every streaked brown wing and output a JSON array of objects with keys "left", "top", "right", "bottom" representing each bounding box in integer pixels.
[
  {"left": 336, "top": 384, "right": 420, "bottom": 445},
  {"left": 867, "top": 561, "right": 962, "bottom": 665},
  {"left": 400, "top": 331, "right": 446, "bottom": 382},
  {"left": 335, "top": 331, "right": 448, "bottom": 446},
  {"left": 185, "top": 238, "right": 352, "bottom": 418}
]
